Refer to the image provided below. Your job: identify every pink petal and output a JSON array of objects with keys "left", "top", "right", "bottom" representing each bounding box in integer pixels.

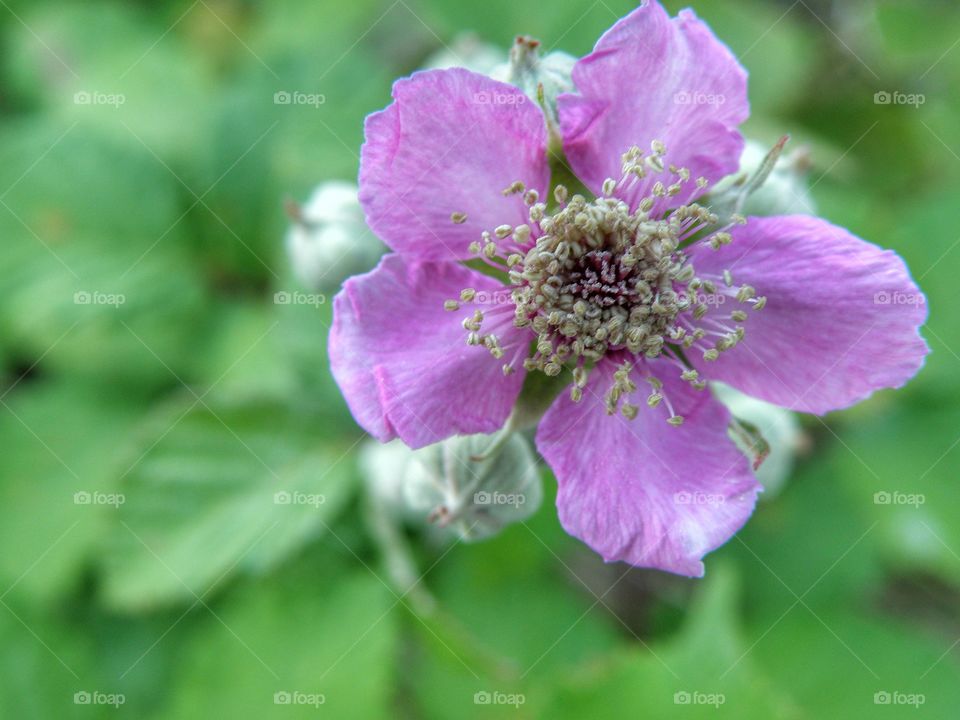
[
  {"left": 688, "top": 215, "right": 929, "bottom": 414},
  {"left": 329, "top": 254, "right": 526, "bottom": 448},
  {"left": 359, "top": 68, "right": 550, "bottom": 262},
  {"left": 536, "top": 358, "right": 760, "bottom": 576},
  {"left": 558, "top": 3, "right": 748, "bottom": 208}
]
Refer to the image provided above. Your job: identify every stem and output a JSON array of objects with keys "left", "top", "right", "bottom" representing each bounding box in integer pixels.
[{"left": 363, "top": 483, "right": 438, "bottom": 617}]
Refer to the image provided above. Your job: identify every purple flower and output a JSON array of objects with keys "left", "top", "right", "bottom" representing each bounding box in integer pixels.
[{"left": 329, "top": 2, "right": 928, "bottom": 576}]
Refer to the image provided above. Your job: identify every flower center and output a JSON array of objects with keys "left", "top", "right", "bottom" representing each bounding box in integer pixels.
[
  {"left": 445, "top": 141, "right": 767, "bottom": 425},
  {"left": 511, "top": 191, "right": 689, "bottom": 372}
]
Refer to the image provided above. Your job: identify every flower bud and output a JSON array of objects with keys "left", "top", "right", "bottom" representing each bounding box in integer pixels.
[
  {"left": 360, "top": 439, "right": 420, "bottom": 518},
  {"left": 491, "top": 36, "right": 576, "bottom": 148},
  {"left": 707, "top": 139, "right": 817, "bottom": 224},
  {"left": 285, "top": 181, "right": 385, "bottom": 292},
  {"left": 361, "top": 432, "right": 543, "bottom": 542},
  {"left": 421, "top": 32, "right": 506, "bottom": 75},
  {"left": 714, "top": 382, "right": 807, "bottom": 496}
]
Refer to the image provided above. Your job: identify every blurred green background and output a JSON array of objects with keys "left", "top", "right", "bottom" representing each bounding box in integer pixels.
[{"left": 0, "top": 0, "right": 958, "bottom": 717}]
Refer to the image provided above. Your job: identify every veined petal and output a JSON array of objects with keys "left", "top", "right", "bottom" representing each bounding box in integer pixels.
[
  {"left": 688, "top": 215, "right": 929, "bottom": 414},
  {"left": 359, "top": 68, "right": 550, "bottom": 262},
  {"left": 329, "top": 254, "right": 526, "bottom": 448},
  {"left": 558, "top": 2, "right": 748, "bottom": 208},
  {"left": 536, "top": 358, "right": 760, "bottom": 576}
]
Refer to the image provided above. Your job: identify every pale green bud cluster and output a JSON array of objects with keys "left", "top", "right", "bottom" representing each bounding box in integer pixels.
[
  {"left": 285, "top": 181, "right": 385, "bottom": 291},
  {"left": 361, "top": 432, "right": 543, "bottom": 542},
  {"left": 706, "top": 139, "right": 818, "bottom": 225}
]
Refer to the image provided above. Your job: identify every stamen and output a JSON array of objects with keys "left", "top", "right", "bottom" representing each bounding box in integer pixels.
[{"left": 451, "top": 139, "right": 757, "bottom": 427}]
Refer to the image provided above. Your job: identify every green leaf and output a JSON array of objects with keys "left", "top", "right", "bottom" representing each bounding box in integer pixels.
[
  {"left": 0, "top": 381, "right": 139, "bottom": 604},
  {"left": 185, "top": 294, "right": 353, "bottom": 430},
  {"left": 746, "top": 609, "right": 960, "bottom": 719},
  {"left": 536, "top": 563, "right": 799, "bottom": 719},
  {"left": 3, "top": 2, "right": 214, "bottom": 160},
  {"left": 162, "top": 562, "right": 398, "bottom": 720},
  {"left": 0, "top": 599, "right": 96, "bottom": 719},
  {"left": 100, "top": 396, "right": 358, "bottom": 611},
  {"left": 0, "top": 122, "right": 210, "bottom": 388},
  {"left": 833, "top": 404, "right": 960, "bottom": 589}
]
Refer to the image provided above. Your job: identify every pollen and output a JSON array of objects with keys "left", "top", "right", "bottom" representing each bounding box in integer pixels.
[{"left": 449, "top": 140, "right": 764, "bottom": 426}]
